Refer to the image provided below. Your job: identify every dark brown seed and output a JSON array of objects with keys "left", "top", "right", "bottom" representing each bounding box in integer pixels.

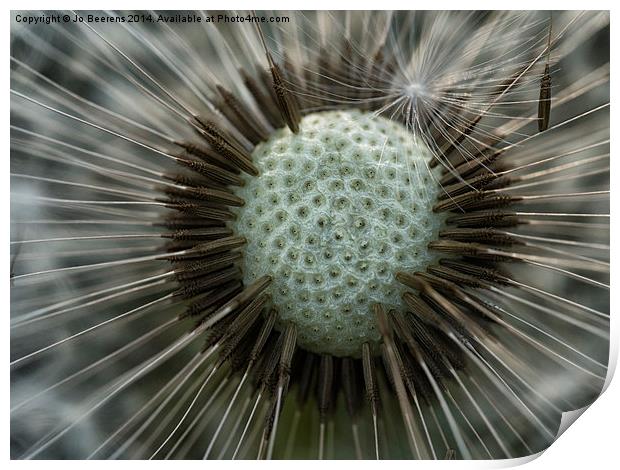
[
  {"left": 157, "top": 217, "right": 226, "bottom": 229},
  {"left": 269, "top": 62, "right": 302, "bottom": 134},
  {"left": 218, "top": 294, "right": 271, "bottom": 362},
  {"left": 164, "top": 200, "right": 235, "bottom": 221},
  {"left": 539, "top": 17, "right": 553, "bottom": 132},
  {"left": 241, "top": 68, "right": 285, "bottom": 129},
  {"left": 248, "top": 310, "right": 277, "bottom": 365},
  {"left": 445, "top": 210, "right": 521, "bottom": 228},
  {"left": 163, "top": 236, "right": 246, "bottom": 261},
  {"left": 216, "top": 85, "right": 270, "bottom": 144},
  {"left": 164, "top": 185, "right": 245, "bottom": 207},
  {"left": 538, "top": 63, "right": 552, "bottom": 132},
  {"left": 174, "top": 159, "right": 244, "bottom": 186},
  {"left": 192, "top": 116, "right": 259, "bottom": 176},
  {"left": 438, "top": 228, "right": 521, "bottom": 246},
  {"left": 204, "top": 276, "right": 272, "bottom": 330},
  {"left": 164, "top": 227, "right": 233, "bottom": 242},
  {"left": 428, "top": 240, "right": 515, "bottom": 263},
  {"left": 438, "top": 173, "right": 511, "bottom": 200},
  {"left": 175, "top": 141, "right": 240, "bottom": 173},
  {"left": 181, "top": 282, "right": 242, "bottom": 319},
  {"left": 253, "top": 22, "right": 302, "bottom": 133},
  {"left": 433, "top": 191, "right": 516, "bottom": 213},
  {"left": 173, "top": 251, "right": 241, "bottom": 281},
  {"left": 423, "top": 265, "right": 491, "bottom": 290},
  {"left": 439, "top": 258, "right": 511, "bottom": 285},
  {"left": 440, "top": 148, "right": 506, "bottom": 186},
  {"left": 175, "top": 266, "right": 241, "bottom": 299}
]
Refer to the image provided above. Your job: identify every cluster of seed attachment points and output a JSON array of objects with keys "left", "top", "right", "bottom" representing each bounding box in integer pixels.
[
  {"left": 233, "top": 110, "right": 444, "bottom": 356},
  {"left": 152, "top": 30, "right": 582, "bottom": 459}
]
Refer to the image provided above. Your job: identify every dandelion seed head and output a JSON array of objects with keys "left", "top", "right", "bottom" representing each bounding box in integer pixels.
[{"left": 233, "top": 109, "right": 443, "bottom": 356}]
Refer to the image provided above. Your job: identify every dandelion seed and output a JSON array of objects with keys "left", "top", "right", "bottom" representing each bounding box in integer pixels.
[{"left": 538, "top": 14, "right": 553, "bottom": 132}]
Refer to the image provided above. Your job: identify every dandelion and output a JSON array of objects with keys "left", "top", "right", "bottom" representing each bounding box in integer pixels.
[{"left": 10, "top": 10, "right": 609, "bottom": 459}]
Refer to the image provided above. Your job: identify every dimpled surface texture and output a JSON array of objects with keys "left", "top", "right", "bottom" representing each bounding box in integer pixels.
[{"left": 232, "top": 110, "right": 444, "bottom": 357}]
